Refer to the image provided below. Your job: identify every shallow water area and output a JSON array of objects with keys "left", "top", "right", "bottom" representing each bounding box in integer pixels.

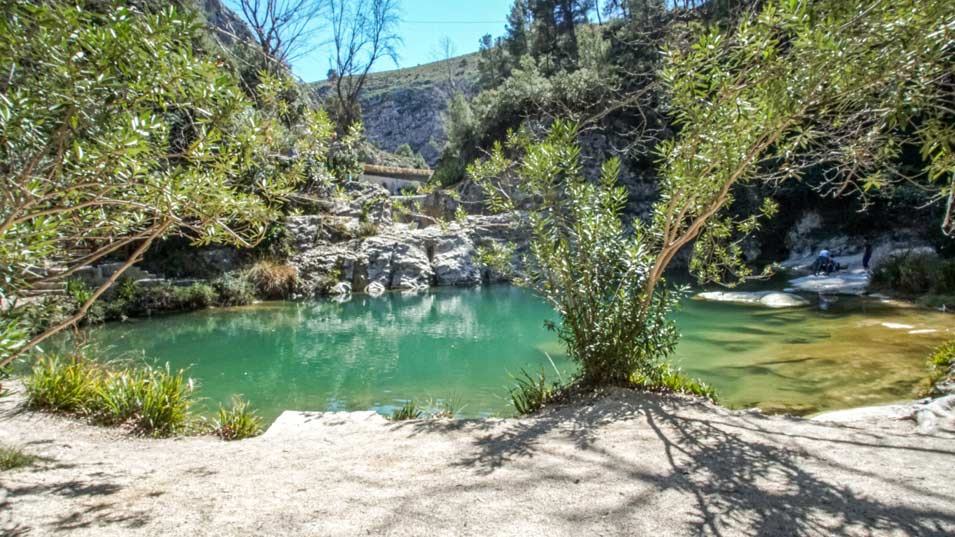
[{"left": 56, "top": 285, "right": 953, "bottom": 423}]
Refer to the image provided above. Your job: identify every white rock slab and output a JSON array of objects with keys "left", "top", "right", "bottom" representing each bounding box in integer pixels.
[
  {"left": 788, "top": 269, "right": 870, "bottom": 295},
  {"left": 694, "top": 291, "right": 809, "bottom": 308},
  {"left": 263, "top": 410, "right": 390, "bottom": 440}
]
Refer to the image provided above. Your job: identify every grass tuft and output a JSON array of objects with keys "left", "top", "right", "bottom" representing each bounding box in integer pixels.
[
  {"left": 630, "top": 364, "right": 717, "bottom": 401},
  {"left": 390, "top": 400, "right": 422, "bottom": 421},
  {"left": 95, "top": 364, "right": 193, "bottom": 437},
  {"left": 509, "top": 369, "right": 556, "bottom": 416},
  {"left": 25, "top": 355, "right": 102, "bottom": 413},
  {"left": 921, "top": 339, "right": 955, "bottom": 397},
  {"left": 215, "top": 396, "right": 264, "bottom": 440},
  {"left": 246, "top": 260, "right": 299, "bottom": 299},
  {"left": 25, "top": 354, "right": 197, "bottom": 437},
  {"left": 0, "top": 445, "right": 38, "bottom": 471}
]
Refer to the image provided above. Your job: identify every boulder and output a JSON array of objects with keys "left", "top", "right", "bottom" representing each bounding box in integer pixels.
[
  {"left": 330, "top": 282, "right": 351, "bottom": 296},
  {"left": 365, "top": 281, "right": 386, "bottom": 297},
  {"left": 432, "top": 235, "right": 481, "bottom": 286}
]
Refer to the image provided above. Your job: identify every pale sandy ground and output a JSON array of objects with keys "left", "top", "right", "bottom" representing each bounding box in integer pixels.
[{"left": 2, "top": 381, "right": 955, "bottom": 537}]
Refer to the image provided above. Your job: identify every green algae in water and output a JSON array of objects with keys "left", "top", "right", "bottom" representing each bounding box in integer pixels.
[{"left": 58, "top": 286, "right": 954, "bottom": 423}]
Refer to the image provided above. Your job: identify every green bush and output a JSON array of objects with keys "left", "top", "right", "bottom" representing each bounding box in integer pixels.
[
  {"left": 0, "top": 445, "right": 38, "bottom": 471},
  {"left": 124, "top": 283, "right": 216, "bottom": 316},
  {"left": 471, "top": 123, "right": 682, "bottom": 387},
  {"left": 431, "top": 155, "right": 468, "bottom": 187},
  {"left": 213, "top": 273, "right": 257, "bottom": 307},
  {"left": 174, "top": 284, "right": 216, "bottom": 310},
  {"left": 25, "top": 355, "right": 102, "bottom": 413},
  {"left": 871, "top": 252, "right": 955, "bottom": 296},
  {"left": 66, "top": 279, "right": 93, "bottom": 305},
  {"left": 215, "top": 396, "right": 264, "bottom": 440},
  {"left": 6, "top": 297, "right": 75, "bottom": 336}
]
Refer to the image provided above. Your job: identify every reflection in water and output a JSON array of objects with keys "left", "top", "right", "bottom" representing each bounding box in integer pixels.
[{"left": 56, "top": 286, "right": 954, "bottom": 422}]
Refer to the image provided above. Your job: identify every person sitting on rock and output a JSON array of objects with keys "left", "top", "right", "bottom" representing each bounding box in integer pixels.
[{"left": 812, "top": 249, "right": 833, "bottom": 275}]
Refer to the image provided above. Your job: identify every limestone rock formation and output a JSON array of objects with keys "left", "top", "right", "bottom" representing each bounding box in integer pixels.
[{"left": 286, "top": 181, "right": 528, "bottom": 297}]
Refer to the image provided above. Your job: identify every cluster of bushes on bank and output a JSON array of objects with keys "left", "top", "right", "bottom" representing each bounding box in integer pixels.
[
  {"left": 25, "top": 354, "right": 262, "bottom": 440},
  {"left": 7, "top": 260, "right": 300, "bottom": 341},
  {"left": 871, "top": 252, "right": 955, "bottom": 307}
]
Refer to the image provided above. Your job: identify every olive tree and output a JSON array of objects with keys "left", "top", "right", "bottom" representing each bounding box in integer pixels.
[
  {"left": 0, "top": 2, "right": 334, "bottom": 364},
  {"left": 471, "top": 0, "right": 954, "bottom": 387}
]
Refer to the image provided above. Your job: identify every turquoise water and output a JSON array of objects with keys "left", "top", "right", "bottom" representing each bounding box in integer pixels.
[{"left": 63, "top": 286, "right": 954, "bottom": 422}]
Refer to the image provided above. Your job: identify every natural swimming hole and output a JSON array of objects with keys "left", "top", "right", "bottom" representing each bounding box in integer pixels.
[{"left": 61, "top": 285, "right": 954, "bottom": 423}]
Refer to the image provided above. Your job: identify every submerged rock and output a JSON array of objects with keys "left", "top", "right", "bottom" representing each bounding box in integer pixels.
[{"left": 694, "top": 291, "right": 809, "bottom": 308}]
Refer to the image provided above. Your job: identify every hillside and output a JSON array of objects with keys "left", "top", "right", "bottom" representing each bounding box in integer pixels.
[{"left": 311, "top": 53, "right": 481, "bottom": 165}]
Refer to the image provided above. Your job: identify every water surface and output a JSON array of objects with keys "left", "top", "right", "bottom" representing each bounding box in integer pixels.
[{"left": 66, "top": 286, "right": 953, "bottom": 422}]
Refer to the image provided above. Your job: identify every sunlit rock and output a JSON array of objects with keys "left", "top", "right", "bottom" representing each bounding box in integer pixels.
[{"left": 694, "top": 291, "right": 809, "bottom": 308}]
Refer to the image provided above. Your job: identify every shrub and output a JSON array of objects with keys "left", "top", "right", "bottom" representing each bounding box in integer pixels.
[
  {"left": 394, "top": 143, "right": 414, "bottom": 158},
  {"left": 95, "top": 364, "right": 193, "bottom": 436},
  {"left": 87, "top": 299, "right": 128, "bottom": 324},
  {"left": 214, "top": 396, "right": 264, "bottom": 440},
  {"left": 246, "top": 260, "right": 299, "bottom": 299},
  {"left": 125, "top": 283, "right": 216, "bottom": 315},
  {"left": 66, "top": 279, "right": 93, "bottom": 306},
  {"left": 357, "top": 220, "right": 379, "bottom": 238},
  {"left": 0, "top": 445, "right": 38, "bottom": 471},
  {"left": 115, "top": 276, "right": 138, "bottom": 302},
  {"left": 213, "top": 273, "right": 256, "bottom": 307},
  {"left": 25, "top": 355, "right": 102, "bottom": 413},
  {"left": 871, "top": 252, "right": 955, "bottom": 296},
  {"left": 431, "top": 155, "right": 468, "bottom": 187},
  {"left": 173, "top": 284, "right": 216, "bottom": 310},
  {"left": 390, "top": 400, "right": 422, "bottom": 421},
  {"left": 471, "top": 123, "right": 682, "bottom": 387},
  {"left": 509, "top": 369, "right": 556, "bottom": 415},
  {"left": 6, "top": 297, "right": 75, "bottom": 337}
]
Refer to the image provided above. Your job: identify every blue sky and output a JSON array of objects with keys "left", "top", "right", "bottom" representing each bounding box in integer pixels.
[{"left": 289, "top": 0, "right": 514, "bottom": 82}]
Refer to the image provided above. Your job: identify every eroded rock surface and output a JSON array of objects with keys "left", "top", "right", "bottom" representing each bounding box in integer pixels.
[{"left": 287, "top": 190, "right": 528, "bottom": 296}]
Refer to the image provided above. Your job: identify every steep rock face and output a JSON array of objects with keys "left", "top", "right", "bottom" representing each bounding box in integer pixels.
[
  {"left": 311, "top": 55, "right": 481, "bottom": 166},
  {"left": 358, "top": 88, "right": 451, "bottom": 165},
  {"left": 196, "top": 0, "right": 255, "bottom": 44}
]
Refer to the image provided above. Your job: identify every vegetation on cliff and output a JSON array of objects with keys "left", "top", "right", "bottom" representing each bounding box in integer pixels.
[{"left": 474, "top": 0, "right": 954, "bottom": 400}]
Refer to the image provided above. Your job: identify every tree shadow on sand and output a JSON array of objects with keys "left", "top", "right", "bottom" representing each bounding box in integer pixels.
[{"left": 405, "top": 392, "right": 955, "bottom": 536}]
